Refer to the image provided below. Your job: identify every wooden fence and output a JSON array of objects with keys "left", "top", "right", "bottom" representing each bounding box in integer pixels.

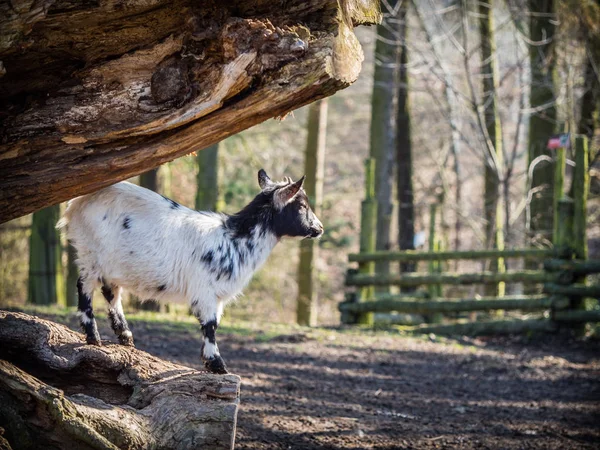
[{"left": 341, "top": 135, "right": 600, "bottom": 335}]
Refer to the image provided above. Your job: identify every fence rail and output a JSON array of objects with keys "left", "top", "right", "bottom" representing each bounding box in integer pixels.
[
  {"left": 339, "top": 295, "right": 569, "bottom": 314},
  {"left": 349, "top": 248, "right": 556, "bottom": 263},
  {"left": 347, "top": 270, "right": 556, "bottom": 288}
]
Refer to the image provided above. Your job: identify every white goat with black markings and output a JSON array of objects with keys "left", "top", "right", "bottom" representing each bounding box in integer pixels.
[{"left": 58, "top": 169, "right": 323, "bottom": 374}]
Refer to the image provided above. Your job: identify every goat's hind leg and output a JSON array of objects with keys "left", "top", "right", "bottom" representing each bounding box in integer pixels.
[
  {"left": 192, "top": 300, "right": 228, "bottom": 374},
  {"left": 77, "top": 277, "right": 101, "bottom": 345},
  {"left": 101, "top": 283, "right": 134, "bottom": 347}
]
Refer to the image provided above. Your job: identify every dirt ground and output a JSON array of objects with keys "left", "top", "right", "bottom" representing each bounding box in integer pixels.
[{"left": 18, "top": 311, "right": 600, "bottom": 449}]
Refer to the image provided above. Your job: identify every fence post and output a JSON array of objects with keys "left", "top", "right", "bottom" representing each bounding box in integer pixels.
[
  {"left": 428, "top": 203, "right": 438, "bottom": 299},
  {"left": 571, "top": 136, "right": 589, "bottom": 324},
  {"left": 357, "top": 158, "right": 377, "bottom": 325},
  {"left": 552, "top": 146, "right": 566, "bottom": 243},
  {"left": 573, "top": 136, "right": 588, "bottom": 261},
  {"left": 552, "top": 198, "right": 574, "bottom": 328}
]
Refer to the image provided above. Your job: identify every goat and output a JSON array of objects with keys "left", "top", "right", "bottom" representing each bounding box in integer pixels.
[{"left": 57, "top": 169, "right": 323, "bottom": 374}]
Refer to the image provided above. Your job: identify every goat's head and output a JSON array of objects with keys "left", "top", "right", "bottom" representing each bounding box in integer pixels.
[{"left": 258, "top": 169, "right": 324, "bottom": 239}]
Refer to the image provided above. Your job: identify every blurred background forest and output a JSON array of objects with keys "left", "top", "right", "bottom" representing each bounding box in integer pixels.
[{"left": 1, "top": 0, "right": 599, "bottom": 326}]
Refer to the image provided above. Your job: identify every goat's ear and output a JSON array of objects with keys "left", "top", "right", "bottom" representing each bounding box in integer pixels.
[
  {"left": 258, "top": 169, "right": 271, "bottom": 190},
  {"left": 273, "top": 176, "right": 305, "bottom": 209}
]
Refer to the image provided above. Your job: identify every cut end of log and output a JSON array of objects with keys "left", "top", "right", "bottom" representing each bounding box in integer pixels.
[{"left": 0, "top": 311, "right": 240, "bottom": 450}]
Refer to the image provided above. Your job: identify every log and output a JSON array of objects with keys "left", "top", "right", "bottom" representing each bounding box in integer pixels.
[
  {"left": 338, "top": 295, "right": 570, "bottom": 314},
  {"left": 0, "top": 311, "right": 240, "bottom": 450},
  {"left": 346, "top": 270, "right": 555, "bottom": 287},
  {"left": 348, "top": 248, "right": 555, "bottom": 263},
  {"left": 0, "top": 0, "right": 380, "bottom": 223}
]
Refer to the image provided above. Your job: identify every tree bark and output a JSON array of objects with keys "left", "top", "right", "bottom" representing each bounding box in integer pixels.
[
  {"left": 527, "top": 0, "right": 557, "bottom": 244},
  {"left": 369, "top": 0, "right": 400, "bottom": 285},
  {"left": 0, "top": 0, "right": 380, "bottom": 223},
  {"left": 0, "top": 311, "right": 240, "bottom": 450},
  {"left": 479, "top": 0, "right": 505, "bottom": 297},
  {"left": 396, "top": 2, "right": 415, "bottom": 273}
]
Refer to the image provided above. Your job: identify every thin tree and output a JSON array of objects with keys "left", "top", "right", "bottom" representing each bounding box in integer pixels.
[
  {"left": 297, "top": 99, "right": 328, "bottom": 326},
  {"left": 527, "top": 0, "right": 557, "bottom": 244},
  {"left": 370, "top": 0, "right": 400, "bottom": 286},
  {"left": 28, "top": 205, "right": 65, "bottom": 305},
  {"left": 196, "top": 144, "right": 221, "bottom": 212},
  {"left": 66, "top": 244, "right": 78, "bottom": 307},
  {"left": 412, "top": 0, "right": 463, "bottom": 251},
  {"left": 396, "top": 1, "right": 415, "bottom": 273},
  {"left": 479, "top": 0, "right": 505, "bottom": 295}
]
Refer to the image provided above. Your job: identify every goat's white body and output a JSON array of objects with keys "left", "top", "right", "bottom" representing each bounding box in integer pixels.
[{"left": 59, "top": 182, "right": 278, "bottom": 320}]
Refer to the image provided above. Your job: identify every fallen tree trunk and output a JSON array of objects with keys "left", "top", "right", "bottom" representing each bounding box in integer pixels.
[
  {"left": 0, "top": 311, "right": 240, "bottom": 449},
  {"left": 0, "top": 0, "right": 380, "bottom": 223}
]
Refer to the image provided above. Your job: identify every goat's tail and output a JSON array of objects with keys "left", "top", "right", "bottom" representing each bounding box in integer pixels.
[{"left": 56, "top": 196, "right": 86, "bottom": 230}]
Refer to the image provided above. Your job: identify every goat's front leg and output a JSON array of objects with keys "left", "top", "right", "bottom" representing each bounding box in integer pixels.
[{"left": 192, "top": 299, "right": 228, "bottom": 374}]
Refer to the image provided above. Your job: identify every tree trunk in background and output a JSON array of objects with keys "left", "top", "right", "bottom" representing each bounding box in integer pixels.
[
  {"left": 297, "top": 99, "right": 328, "bottom": 326},
  {"left": 139, "top": 168, "right": 159, "bottom": 193},
  {"left": 196, "top": 144, "right": 221, "bottom": 212},
  {"left": 27, "top": 205, "right": 65, "bottom": 305},
  {"left": 412, "top": 0, "right": 463, "bottom": 252},
  {"left": 66, "top": 244, "right": 78, "bottom": 307},
  {"left": 479, "top": 0, "right": 505, "bottom": 297},
  {"left": 370, "top": 0, "right": 400, "bottom": 290},
  {"left": 578, "top": 54, "right": 599, "bottom": 151},
  {"left": 396, "top": 3, "right": 415, "bottom": 276},
  {"left": 528, "top": 0, "right": 557, "bottom": 245},
  {"left": 133, "top": 170, "right": 162, "bottom": 312}
]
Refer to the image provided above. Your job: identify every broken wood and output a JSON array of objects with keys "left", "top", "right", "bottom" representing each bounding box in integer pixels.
[
  {"left": 0, "top": 0, "right": 380, "bottom": 223},
  {"left": 0, "top": 311, "right": 240, "bottom": 449}
]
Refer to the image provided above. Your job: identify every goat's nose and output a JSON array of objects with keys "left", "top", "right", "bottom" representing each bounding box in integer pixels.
[{"left": 311, "top": 220, "right": 324, "bottom": 238}]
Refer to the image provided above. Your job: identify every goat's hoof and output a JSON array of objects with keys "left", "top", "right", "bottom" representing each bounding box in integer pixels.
[
  {"left": 118, "top": 335, "right": 135, "bottom": 347},
  {"left": 204, "top": 357, "right": 228, "bottom": 374},
  {"left": 86, "top": 337, "right": 102, "bottom": 346}
]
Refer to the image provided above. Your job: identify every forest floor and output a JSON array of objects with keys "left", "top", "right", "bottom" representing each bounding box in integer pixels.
[{"left": 10, "top": 306, "right": 600, "bottom": 450}]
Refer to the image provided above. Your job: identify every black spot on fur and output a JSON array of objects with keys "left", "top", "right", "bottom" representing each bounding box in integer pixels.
[
  {"left": 202, "top": 320, "right": 218, "bottom": 344},
  {"left": 191, "top": 299, "right": 199, "bottom": 307},
  {"left": 123, "top": 217, "right": 131, "bottom": 229},
  {"left": 157, "top": 284, "right": 167, "bottom": 292},
  {"left": 201, "top": 251, "right": 214, "bottom": 265},
  {"left": 161, "top": 195, "right": 180, "bottom": 209},
  {"left": 103, "top": 214, "right": 107, "bottom": 220}
]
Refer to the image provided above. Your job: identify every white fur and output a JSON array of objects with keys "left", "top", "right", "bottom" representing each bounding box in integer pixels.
[{"left": 58, "top": 182, "right": 279, "bottom": 324}]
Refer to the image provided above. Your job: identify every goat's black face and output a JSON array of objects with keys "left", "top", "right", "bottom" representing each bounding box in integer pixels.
[{"left": 259, "top": 170, "right": 324, "bottom": 239}]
